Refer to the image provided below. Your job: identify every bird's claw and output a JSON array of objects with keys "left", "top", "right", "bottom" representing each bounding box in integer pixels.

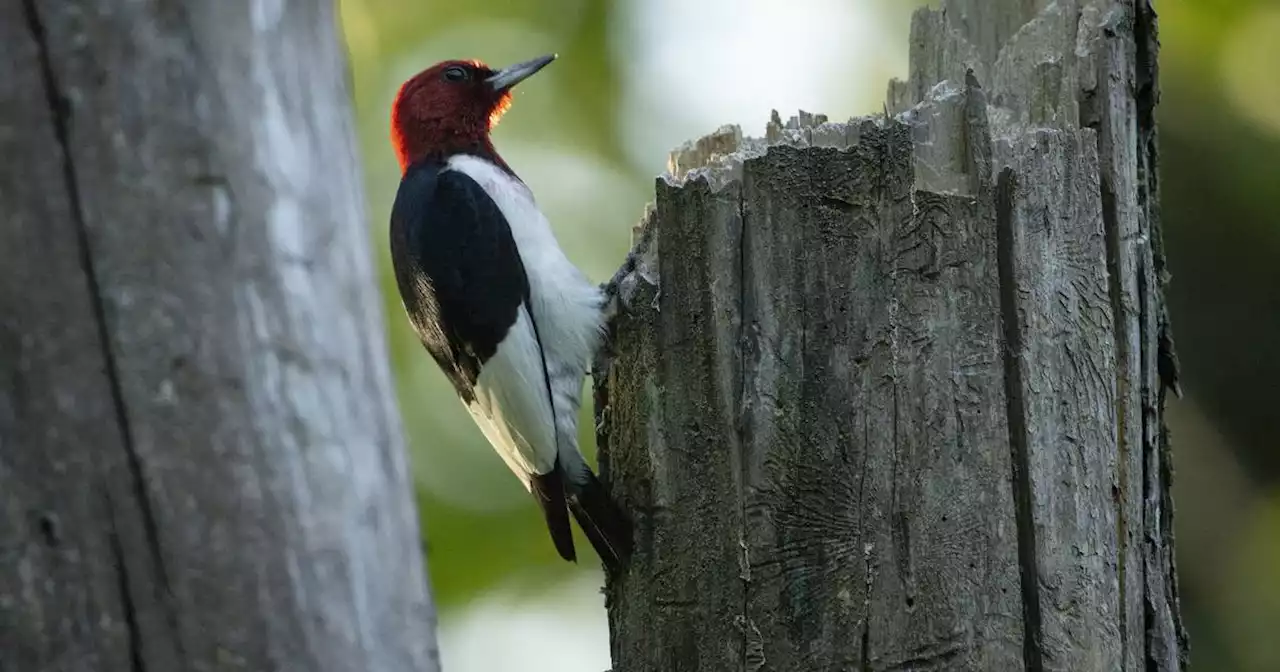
[{"left": 599, "top": 251, "right": 638, "bottom": 324}]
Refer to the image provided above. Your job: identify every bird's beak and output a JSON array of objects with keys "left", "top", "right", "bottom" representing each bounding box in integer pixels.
[{"left": 486, "top": 54, "right": 557, "bottom": 93}]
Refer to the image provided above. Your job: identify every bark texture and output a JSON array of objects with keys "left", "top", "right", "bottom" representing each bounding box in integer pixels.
[
  {"left": 596, "top": 1, "right": 1184, "bottom": 671},
  {"left": 0, "top": 2, "right": 438, "bottom": 671}
]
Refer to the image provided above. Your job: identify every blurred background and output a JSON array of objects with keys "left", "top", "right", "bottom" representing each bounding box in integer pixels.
[{"left": 337, "top": 0, "right": 1280, "bottom": 669}]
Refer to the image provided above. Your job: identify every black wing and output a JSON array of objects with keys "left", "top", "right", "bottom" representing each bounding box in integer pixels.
[
  {"left": 388, "top": 159, "right": 576, "bottom": 563},
  {"left": 389, "top": 160, "right": 529, "bottom": 402}
]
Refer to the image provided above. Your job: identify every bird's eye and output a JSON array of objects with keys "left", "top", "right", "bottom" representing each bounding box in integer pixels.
[{"left": 443, "top": 66, "right": 469, "bottom": 82}]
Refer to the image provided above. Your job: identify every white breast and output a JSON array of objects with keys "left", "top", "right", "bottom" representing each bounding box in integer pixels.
[{"left": 445, "top": 154, "right": 604, "bottom": 485}]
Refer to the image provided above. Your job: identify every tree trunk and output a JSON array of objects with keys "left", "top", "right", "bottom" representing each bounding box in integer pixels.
[
  {"left": 0, "top": 2, "right": 438, "bottom": 671},
  {"left": 596, "top": 1, "right": 1186, "bottom": 670}
]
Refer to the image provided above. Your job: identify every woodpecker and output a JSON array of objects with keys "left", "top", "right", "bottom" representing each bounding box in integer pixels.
[{"left": 388, "top": 54, "right": 632, "bottom": 571}]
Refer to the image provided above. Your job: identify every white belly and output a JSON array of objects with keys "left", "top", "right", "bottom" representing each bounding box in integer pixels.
[{"left": 446, "top": 153, "right": 603, "bottom": 484}]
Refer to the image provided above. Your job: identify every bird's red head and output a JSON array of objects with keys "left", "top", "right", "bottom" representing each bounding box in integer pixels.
[{"left": 391, "top": 54, "right": 556, "bottom": 173}]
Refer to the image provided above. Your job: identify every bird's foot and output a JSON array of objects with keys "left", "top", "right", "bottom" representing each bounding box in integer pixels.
[
  {"left": 599, "top": 246, "right": 640, "bottom": 325},
  {"left": 593, "top": 399, "right": 611, "bottom": 436},
  {"left": 593, "top": 210, "right": 656, "bottom": 387}
]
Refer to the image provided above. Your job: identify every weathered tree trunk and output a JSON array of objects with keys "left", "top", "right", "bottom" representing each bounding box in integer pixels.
[
  {"left": 0, "top": 2, "right": 438, "bottom": 671},
  {"left": 596, "top": 1, "right": 1185, "bottom": 670}
]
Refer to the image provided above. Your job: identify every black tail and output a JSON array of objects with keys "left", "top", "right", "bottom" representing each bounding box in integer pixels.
[
  {"left": 568, "top": 471, "right": 633, "bottom": 574},
  {"left": 531, "top": 469, "right": 576, "bottom": 563}
]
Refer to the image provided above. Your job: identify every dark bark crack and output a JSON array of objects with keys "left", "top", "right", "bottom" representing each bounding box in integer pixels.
[
  {"left": 106, "top": 490, "right": 148, "bottom": 672},
  {"left": 994, "top": 168, "right": 1045, "bottom": 672},
  {"left": 1101, "top": 173, "right": 1134, "bottom": 671},
  {"left": 20, "top": 0, "right": 177, "bottom": 664}
]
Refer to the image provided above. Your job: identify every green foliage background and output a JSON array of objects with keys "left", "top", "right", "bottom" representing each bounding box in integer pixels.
[{"left": 338, "top": 1, "right": 1280, "bottom": 669}]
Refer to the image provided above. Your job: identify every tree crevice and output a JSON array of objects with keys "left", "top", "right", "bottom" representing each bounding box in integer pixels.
[
  {"left": 995, "top": 167, "right": 1045, "bottom": 672},
  {"left": 106, "top": 490, "right": 148, "bottom": 672},
  {"left": 20, "top": 0, "right": 177, "bottom": 654}
]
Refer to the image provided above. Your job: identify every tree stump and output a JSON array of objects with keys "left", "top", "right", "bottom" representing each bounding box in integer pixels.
[{"left": 596, "top": 2, "right": 1185, "bottom": 671}]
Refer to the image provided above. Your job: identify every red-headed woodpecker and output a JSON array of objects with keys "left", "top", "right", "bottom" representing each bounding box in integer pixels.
[{"left": 388, "top": 54, "right": 632, "bottom": 571}]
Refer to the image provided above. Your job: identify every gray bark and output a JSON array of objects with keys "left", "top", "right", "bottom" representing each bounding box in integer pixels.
[
  {"left": 0, "top": 2, "right": 438, "bottom": 671},
  {"left": 596, "top": 1, "right": 1185, "bottom": 671}
]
